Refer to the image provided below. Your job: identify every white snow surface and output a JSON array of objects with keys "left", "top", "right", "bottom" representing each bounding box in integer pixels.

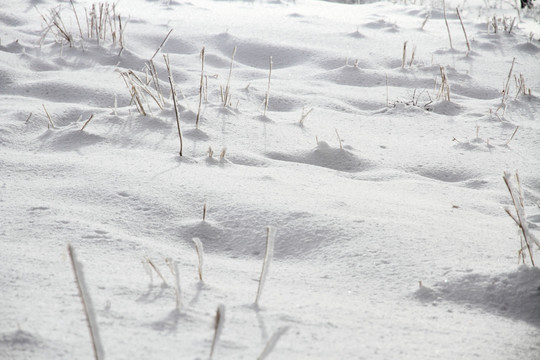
[{"left": 1, "top": 0, "right": 540, "bottom": 359}]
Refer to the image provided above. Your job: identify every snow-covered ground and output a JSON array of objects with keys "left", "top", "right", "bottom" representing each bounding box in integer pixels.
[{"left": 1, "top": 0, "right": 540, "bottom": 359}]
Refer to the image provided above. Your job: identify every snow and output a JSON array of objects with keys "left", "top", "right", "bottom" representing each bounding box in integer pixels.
[{"left": 1, "top": 0, "right": 540, "bottom": 359}]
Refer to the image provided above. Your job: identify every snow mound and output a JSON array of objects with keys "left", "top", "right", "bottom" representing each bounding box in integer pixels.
[
  {"left": 416, "top": 266, "right": 540, "bottom": 327},
  {"left": 267, "top": 141, "right": 371, "bottom": 172}
]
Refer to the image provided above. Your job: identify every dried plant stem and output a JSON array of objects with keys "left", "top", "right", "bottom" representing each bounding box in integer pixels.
[
  {"left": 209, "top": 304, "right": 225, "bottom": 359},
  {"left": 70, "top": 0, "right": 85, "bottom": 50},
  {"left": 223, "top": 47, "right": 236, "bottom": 107},
  {"left": 166, "top": 258, "right": 182, "bottom": 310},
  {"left": 505, "top": 126, "right": 519, "bottom": 145},
  {"left": 503, "top": 172, "right": 539, "bottom": 265},
  {"left": 263, "top": 56, "right": 273, "bottom": 117},
  {"left": 196, "top": 47, "right": 205, "bottom": 128},
  {"left": 401, "top": 41, "right": 408, "bottom": 68},
  {"left": 80, "top": 114, "right": 95, "bottom": 131},
  {"left": 150, "top": 29, "right": 173, "bottom": 61},
  {"left": 456, "top": 8, "right": 471, "bottom": 54},
  {"left": 144, "top": 256, "right": 168, "bottom": 285},
  {"left": 408, "top": 45, "right": 416, "bottom": 67},
  {"left": 497, "top": 57, "right": 516, "bottom": 114},
  {"left": 443, "top": 0, "right": 453, "bottom": 49},
  {"left": 299, "top": 107, "right": 313, "bottom": 126},
  {"left": 68, "top": 244, "right": 104, "bottom": 360},
  {"left": 42, "top": 104, "right": 55, "bottom": 129},
  {"left": 202, "top": 202, "right": 207, "bottom": 221},
  {"left": 255, "top": 227, "right": 276, "bottom": 306},
  {"left": 164, "top": 54, "right": 183, "bottom": 157},
  {"left": 335, "top": 129, "right": 343, "bottom": 149},
  {"left": 421, "top": 12, "right": 430, "bottom": 30},
  {"left": 192, "top": 237, "right": 205, "bottom": 282},
  {"left": 437, "top": 66, "right": 451, "bottom": 101}
]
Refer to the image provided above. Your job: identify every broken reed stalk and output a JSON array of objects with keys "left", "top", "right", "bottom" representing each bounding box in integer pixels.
[
  {"left": 223, "top": 47, "right": 237, "bottom": 107},
  {"left": 150, "top": 29, "right": 173, "bottom": 62},
  {"left": 68, "top": 244, "right": 104, "bottom": 360},
  {"left": 401, "top": 41, "right": 408, "bottom": 68},
  {"left": 421, "top": 12, "right": 430, "bottom": 30},
  {"left": 192, "top": 237, "right": 205, "bottom": 282},
  {"left": 497, "top": 57, "right": 516, "bottom": 114},
  {"left": 146, "top": 60, "right": 164, "bottom": 106},
  {"left": 70, "top": 0, "right": 85, "bottom": 50},
  {"left": 505, "top": 126, "right": 519, "bottom": 145},
  {"left": 299, "top": 107, "right": 313, "bottom": 126},
  {"left": 257, "top": 327, "right": 290, "bottom": 360},
  {"left": 80, "top": 114, "right": 95, "bottom": 131},
  {"left": 42, "top": 104, "right": 55, "bottom": 128},
  {"left": 255, "top": 227, "right": 276, "bottom": 307},
  {"left": 456, "top": 7, "right": 471, "bottom": 54},
  {"left": 209, "top": 304, "right": 225, "bottom": 359},
  {"left": 144, "top": 256, "right": 168, "bottom": 285},
  {"left": 164, "top": 54, "right": 183, "bottom": 157},
  {"left": 119, "top": 69, "right": 164, "bottom": 114},
  {"left": 443, "top": 0, "right": 453, "bottom": 49},
  {"left": 166, "top": 258, "right": 182, "bottom": 310},
  {"left": 437, "top": 66, "right": 451, "bottom": 101},
  {"left": 503, "top": 171, "right": 539, "bottom": 265},
  {"left": 335, "top": 129, "right": 343, "bottom": 149},
  {"left": 196, "top": 47, "right": 205, "bottom": 128},
  {"left": 409, "top": 45, "right": 416, "bottom": 67},
  {"left": 202, "top": 203, "right": 207, "bottom": 221},
  {"left": 263, "top": 56, "right": 273, "bottom": 117}
]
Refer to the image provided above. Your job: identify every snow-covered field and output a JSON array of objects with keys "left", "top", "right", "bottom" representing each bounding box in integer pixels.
[{"left": 1, "top": 0, "right": 540, "bottom": 358}]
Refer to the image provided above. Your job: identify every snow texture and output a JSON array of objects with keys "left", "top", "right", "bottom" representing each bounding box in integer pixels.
[{"left": 1, "top": 0, "right": 540, "bottom": 359}]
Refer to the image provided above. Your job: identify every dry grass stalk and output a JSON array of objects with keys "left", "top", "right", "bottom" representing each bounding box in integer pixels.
[
  {"left": 436, "top": 66, "right": 451, "bottom": 101},
  {"left": 219, "top": 148, "right": 227, "bottom": 162},
  {"left": 150, "top": 29, "right": 173, "bottom": 61},
  {"left": 408, "top": 45, "right": 416, "bottom": 67},
  {"left": 497, "top": 57, "right": 516, "bottom": 115},
  {"left": 42, "top": 104, "right": 55, "bottom": 129},
  {"left": 144, "top": 256, "right": 168, "bottom": 286},
  {"left": 202, "top": 203, "right": 207, "bottom": 221},
  {"left": 68, "top": 244, "right": 104, "bottom": 360},
  {"left": 119, "top": 69, "right": 164, "bottom": 115},
  {"left": 421, "top": 12, "right": 431, "bottom": 30},
  {"left": 514, "top": 73, "right": 531, "bottom": 99},
  {"left": 401, "top": 41, "right": 408, "bottom": 68},
  {"left": 505, "top": 126, "right": 519, "bottom": 145},
  {"left": 299, "top": 107, "right": 314, "bottom": 126},
  {"left": 335, "top": 129, "right": 343, "bottom": 149},
  {"left": 80, "top": 114, "right": 95, "bottom": 131},
  {"left": 196, "top": 47, "right": 205, "bottom": 128},
  {"left": 255, "top": 227, "right": 276, "bottom": 307},
  {"left": 192, "top": 237, "right": 205, "bottom": 282},
  {"left": 144, "top": 60, "right": 164, "bottom": 104},
  {"left": 456, "top": 7, "right": 471, "bottom": 54},
  {"left": 164, "top": 54, "right": 183, "bottom": 156},
  {"left": 209, "top": 304, "right": 225, "bottom": 359},
  {"left": 223, "top": 47, "right": 237, "bottom": 107},
  {"left": 25, "top": 112, "right": 33, "bottom": 123},
  {"left": 70, "top": 0, "right": 85, "bottom": 50},
  {"left": 257, "top": 327, "right": 290, "bottom": 360},
  {"left": 263, "top": 56, "right": 273, "bottom": 117},
  {"left": 503, "top": 171, "right": 540, "bottom": 265},
  {"left": 165, "top": 258, "right": 182, "bottom": 310},
  {"left": 443, "top": 0, "right": 453, "bottom": 49}
]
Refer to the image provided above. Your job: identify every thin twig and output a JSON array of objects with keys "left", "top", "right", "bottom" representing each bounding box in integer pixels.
[{"left": 150, "top": 29, "right": 173, "bottom": 61}]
